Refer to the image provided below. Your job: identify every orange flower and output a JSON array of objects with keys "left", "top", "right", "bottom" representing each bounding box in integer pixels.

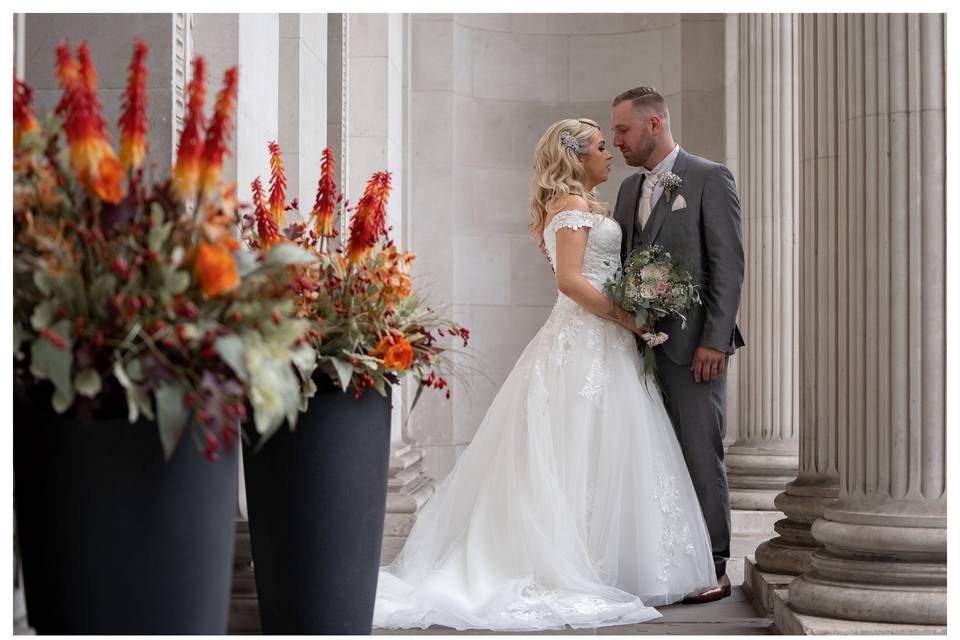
[
  {"left": 199, "top": 66, "right": 239, "bottom": 201},
  {"left": 13, "top": 72, "right": 39, "bottom": 148},
  {"left": 118, "top": 40, "right": 149, "bottom": 172},
  {"left": 194, "top": 241, "right": 240, "bottom": 298},
  {"left": 370, "top": 334, "right": 414, "bottom": 371},
  {"left": 252, "top": 176, "right": 279, "bottom": 248},
  {"left": 172, "top": 57, "right": 206, "bottom": 202},
  {"left": 312, "top": 146, "right": 337, "bottom": 238},
  {"left": 267, "top": 141, "right": 287, "bottom": 227},
  {"left": 55, "top": 41, "right": 125, "bottom": 204},
  {"left": 346, "top": 171, "right": 391, "bottom": 264}
]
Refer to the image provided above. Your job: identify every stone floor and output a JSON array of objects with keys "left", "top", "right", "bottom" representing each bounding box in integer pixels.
[{"left": 374, "top": 586, "right": 772, "bottom": 635}]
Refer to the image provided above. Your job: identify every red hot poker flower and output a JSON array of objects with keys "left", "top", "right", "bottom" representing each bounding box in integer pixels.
[
  {"left": 172, "top": 57, "right": 206, "bottom": 202},
  {"left": 13, "top": 72, "right": 39, "bottom": 148},
  {"left": 312, "top": 146, "right": 337, "bottom": 238},
  {"left": 118, "top": 39, "right": 149, "bottom": 172},
  {"left": 199, "top": 66, "right": 239, "bottom": 201},
  {"left": 55, "top": 41, "right": 125, "bottom": 204},
  {"left": 267, "top": 140, "right": 286, "bottom": 227},
  {"left": 252, "top": 176, "right": 279, "bottom": 248},
  {"left": 346, "top": 171, "right": 391, "bottom": 264}
]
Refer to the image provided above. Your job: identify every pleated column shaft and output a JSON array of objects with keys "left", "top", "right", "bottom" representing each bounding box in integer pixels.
[
  {"left": 787, "top": 13, "right": 946, "bottom": 625},
  {"left": 725, "top": 13, "right": 800, "bottom": 511},
  {"left": 755, "top": 12, "right": 843, "bottom": 575}
]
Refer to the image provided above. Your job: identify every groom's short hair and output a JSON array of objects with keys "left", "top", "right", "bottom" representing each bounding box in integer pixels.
[{"left": 612, "top": 87, "right": 669, "bottom": 121}]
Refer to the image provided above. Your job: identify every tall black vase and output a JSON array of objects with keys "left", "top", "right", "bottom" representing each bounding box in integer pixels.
[
  {"left": 13, "top": 396, "right": 238, "bottom": 634},
  {"left": 243, "top": 381, "right": 392, "bottom": 634}
]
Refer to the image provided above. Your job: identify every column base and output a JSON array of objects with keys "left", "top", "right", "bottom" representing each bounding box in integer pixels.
[
  {"left": 754, "top": 477, "right": 839, "bottom": 575},
  {"left": 382, "top": 443, "right": 435, "bottom": 565},
  {"left": 742, "top": 554, "right": 794, "bottom": 615},
  {"left": 785, "top": 513, "right": 946, "bottom": 625},
  {"left": 773, "top": 588, "right": 946, "bottom": 635},
  {"left": 726, "top": 443, "right": 798, "bottom": 511}
]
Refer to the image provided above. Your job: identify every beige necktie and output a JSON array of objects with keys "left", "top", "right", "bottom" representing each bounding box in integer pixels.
[{"left": 637, "top": 172, "right": 658, "bottom": 230}]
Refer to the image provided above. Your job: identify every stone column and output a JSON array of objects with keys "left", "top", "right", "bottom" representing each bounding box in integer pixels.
[
  {"left": 724, "top": 13, "right": 799, "bottom": 512},
  {"left": 278, "top": 14, "right": 328, "bottom": 223},
  {"left": 754, "top": 12, "right": 844, "bottom": 578},
  {"left": 24, "top": 14, "right": 184, "bottom": 177},
  {"left": 786, "top": 13, "right": 946, "bottom": 627}
]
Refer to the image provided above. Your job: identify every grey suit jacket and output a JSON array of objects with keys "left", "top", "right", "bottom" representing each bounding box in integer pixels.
[{"left": 613, "top": 148, "right": 745, "bottom": 366}]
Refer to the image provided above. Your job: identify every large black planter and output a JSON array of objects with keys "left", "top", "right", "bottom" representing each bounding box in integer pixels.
[
  {"left": 13, "top": 395, "right": 238, "bottom": 634},
  {"left": 243, "top": 381, "right": 392, "bottom": 634}
]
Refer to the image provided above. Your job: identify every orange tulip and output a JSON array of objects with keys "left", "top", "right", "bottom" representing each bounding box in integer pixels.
[{"left": 194, "top": 241, "right": 240, "bottom": 298}]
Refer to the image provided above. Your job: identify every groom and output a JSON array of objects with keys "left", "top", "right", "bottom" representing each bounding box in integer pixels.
[{"left": 610, "top": 87, "right": 745, "bottom": 603}]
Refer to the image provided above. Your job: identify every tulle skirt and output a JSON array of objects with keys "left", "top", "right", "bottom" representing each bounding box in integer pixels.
[{"left": 374, "top": 297, "right": 717, "bottom": 630}]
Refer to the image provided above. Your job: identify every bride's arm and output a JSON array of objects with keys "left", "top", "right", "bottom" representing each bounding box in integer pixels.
[{"left": 553, "top": 222, "right": 642, "bottom": 335}]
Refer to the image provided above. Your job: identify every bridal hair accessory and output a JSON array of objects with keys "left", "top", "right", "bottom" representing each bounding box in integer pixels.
[{"left": 559, "top": 130, "right": 583, "bottom": 154}]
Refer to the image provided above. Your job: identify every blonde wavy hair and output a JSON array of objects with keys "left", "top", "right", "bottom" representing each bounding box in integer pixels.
[{"left": 529, "top": 118, "right": 610, "bottom": 243}]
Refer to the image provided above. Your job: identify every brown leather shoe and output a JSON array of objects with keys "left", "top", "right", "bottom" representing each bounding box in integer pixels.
[{"left": 681, "top": 574, "right": 732, "bottom": 604}]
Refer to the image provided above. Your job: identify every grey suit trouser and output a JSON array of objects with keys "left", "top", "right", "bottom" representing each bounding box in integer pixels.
[{"left": 654, "top": 350, "right": 731, "bottom": 579}]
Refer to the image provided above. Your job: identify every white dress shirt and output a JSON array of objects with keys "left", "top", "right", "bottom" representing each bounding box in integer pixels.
[{"left": 637, "top": 143, "right": 681, "bottom": 216}]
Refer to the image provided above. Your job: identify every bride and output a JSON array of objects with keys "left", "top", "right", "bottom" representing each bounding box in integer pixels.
[{"left": 373, "top": 118, "right": 717, "bottom": 631}]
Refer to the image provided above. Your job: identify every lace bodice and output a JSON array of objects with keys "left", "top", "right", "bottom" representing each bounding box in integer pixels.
[{"left": 544, "top": 210, "right": 622, "bottom": 291}]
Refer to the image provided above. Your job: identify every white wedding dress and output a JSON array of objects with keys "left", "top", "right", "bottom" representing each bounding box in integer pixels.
[{"left": 373, "top": 210, "right": 717, "bottom": 631}]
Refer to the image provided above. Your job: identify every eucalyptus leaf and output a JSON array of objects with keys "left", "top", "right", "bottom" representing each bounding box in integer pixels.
[
  {"left": 167, "top": 269, "right": 191, "bottom": 295},
  {"left": 148, "top": 220, "right": 173, "bottom": 253},
  {"left": 30, "top": 320, "right": 74, "bottom": 409},
  {"left": 214, "top": 335, "right": 249, "bottom": 381},
  {"left": 30, "top": 300, "right": 55, "bottom": 331},
  {"left": 33, "top": 271, "right": 52, "bottom": 296},
  {"left": 51, "top": 388, "right": 72, "bottom": 414},
  {"left": 234, "top": 249, "right": 260, "bottom": 278},
  {"left": 74, "top": 369, "right": 102, "bottom": 398},
  {"left": 330, "top": 357, "right": 354, "bottom": 392},
  {"left": 261, "top": 243, "right": 320, "bottom": 268},
  {"left": 155, "top": 382, "right": 188, "bottom": 460}
]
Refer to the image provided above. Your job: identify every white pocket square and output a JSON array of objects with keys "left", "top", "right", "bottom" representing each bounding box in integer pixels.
[{"left": 671, "top": 194, "right": 687, "bottom": 211}]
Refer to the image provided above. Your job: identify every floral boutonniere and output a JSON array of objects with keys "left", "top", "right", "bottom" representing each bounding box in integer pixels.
[{"left": 659, "top": 172, "right": 682, "bottom": 202}]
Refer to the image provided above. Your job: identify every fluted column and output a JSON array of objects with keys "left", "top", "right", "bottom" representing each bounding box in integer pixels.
[
  {"left": 755, "top": 12, "right": 842, "bottom": 576},
  {"left": 787, "top": 13, "right": 945, "bottom": 626},
  {"left": 725, "top": 13, "right": 799, "bottom": 511}
]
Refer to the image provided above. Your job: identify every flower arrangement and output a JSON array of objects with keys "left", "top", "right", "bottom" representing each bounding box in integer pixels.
[
  {"left": 605, "top": 244, "right": 701, "bottom": 379},
  {"left": 237, "top": 142, "right": 468, "bottom": 407},
  {"left": 13, "top": 40, "right": 318, "bottom": 460}
]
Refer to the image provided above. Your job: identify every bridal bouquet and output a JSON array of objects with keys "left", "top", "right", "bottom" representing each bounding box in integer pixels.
[
  {"left": 605, "top": 244, "right": 701, "bottom": 377},
  {"left": 13, "top": 41, "right": 318, "bottom": 459},
  {"left": 238, "top": 141, "right": 468, "bottom": 409}
]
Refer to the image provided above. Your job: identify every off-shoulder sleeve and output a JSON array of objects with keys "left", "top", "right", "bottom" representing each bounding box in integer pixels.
[{"left": 548, "top": 210, "right": 596, "bottom": 233}]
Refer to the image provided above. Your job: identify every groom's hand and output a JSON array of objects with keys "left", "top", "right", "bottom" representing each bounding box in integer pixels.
[{"left": 691, "top": 346, "right": 726, "bottom": 383}]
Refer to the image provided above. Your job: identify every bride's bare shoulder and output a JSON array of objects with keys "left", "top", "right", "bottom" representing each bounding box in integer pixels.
[{"left": 547, "top": 193, "right": 591, "bottom": 214}]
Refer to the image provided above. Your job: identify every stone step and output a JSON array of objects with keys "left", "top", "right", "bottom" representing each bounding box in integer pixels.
[
  {"left": 227, "top": 595, "right": 261, "bottom": 635},
  {"left": 232, "top": 568, "right": 257, "bottom": 596},
  {"left": 731, "top": 509, "right": 781, "bottom": 536},
  {"left": 389, "top": 445, "right": 423, "bottom": 472},
  {"left": 386, "top": 480, "right": 435, "bottom": 514},
  {"left": 388, "top": 466, "right": 425, "bottom": 491}
]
